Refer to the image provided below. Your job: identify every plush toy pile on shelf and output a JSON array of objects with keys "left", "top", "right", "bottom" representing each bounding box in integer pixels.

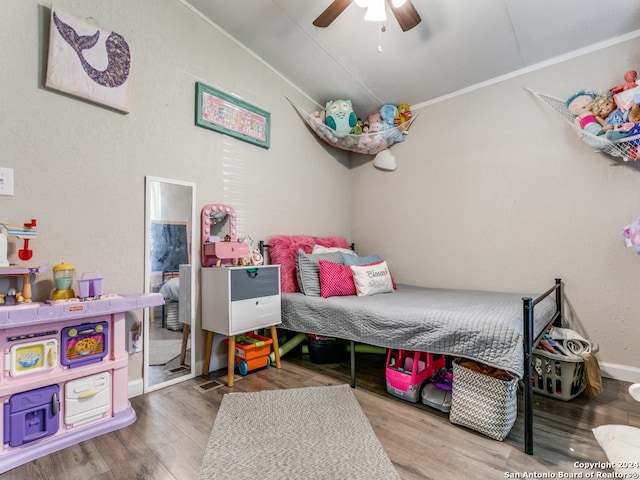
[
  {"left": 530, "top": 70, "right": 640, "bottom": 161},
  {"left": 292, "top": 99, "right": 414, "bottom": 155}
]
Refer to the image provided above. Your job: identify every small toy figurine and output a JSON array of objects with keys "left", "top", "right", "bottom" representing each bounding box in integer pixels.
[
  {"left": 591, "top": 95, "right": 625, "bottom": 128},
  {"left": 630, "top": 102, "right": 640, "bottom": 124},
  {"left": 590, "top": 95, "right": 631, "bottom": 142},
  {"left": 324, "top": 99, "right": 357, "bottom": 134},
  {"left": 610, "top": 70, "right": 638, "bottom": 94},
  {"left": 249, "top": 249, "right": 264, "bottom": 266},
  {"left": 350, "top": 119, "right": 364, "bottom": 135}
]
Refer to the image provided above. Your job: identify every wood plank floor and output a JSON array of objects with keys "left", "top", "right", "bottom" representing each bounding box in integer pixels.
[{"left": 3, "top": 350, "right": 638, "bottom": 480}]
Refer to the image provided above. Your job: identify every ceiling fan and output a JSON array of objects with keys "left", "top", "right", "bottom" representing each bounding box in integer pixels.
[{"left": 313, "top": 0, "right": 421, "bottom": 32}]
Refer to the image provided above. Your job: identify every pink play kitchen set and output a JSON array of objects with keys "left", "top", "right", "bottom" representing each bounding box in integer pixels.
[{"left": 0, "top": 218, "right": 164, "bottom": 473}]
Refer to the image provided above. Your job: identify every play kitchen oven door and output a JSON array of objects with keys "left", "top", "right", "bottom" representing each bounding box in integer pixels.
[
  {"left": 5, "top": 338, "right": 58, "bottom": 377},
  {"left": 61, "top": 321, "right": 109, "bottom": 368},
  {"left": 65, "top": 372, "right": 110, "bottom": 427}
]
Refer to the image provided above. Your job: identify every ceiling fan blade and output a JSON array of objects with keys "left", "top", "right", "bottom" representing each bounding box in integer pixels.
[
  {"left": 313, "top": 0, "right": 353, "bottom": 27},
  {"left": 386, "top": 0, "right": 421, "bottom": 32}
]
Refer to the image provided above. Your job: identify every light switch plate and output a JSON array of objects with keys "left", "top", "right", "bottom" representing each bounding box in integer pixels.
[{"left": 0, "top": 168, "right": 14, "bottom": 196}]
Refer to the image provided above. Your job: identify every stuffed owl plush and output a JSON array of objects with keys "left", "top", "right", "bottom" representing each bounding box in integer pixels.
[{"left": 325, "top": 99, "right": 357, "bottom": 134}]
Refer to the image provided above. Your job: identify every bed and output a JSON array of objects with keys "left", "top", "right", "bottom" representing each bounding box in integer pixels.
[
  {"left": 260, "top": 236, "right": 563, "bottom": 455},
  {"left": 158, "top": 272, "right": 182, "bottom": 331},
  {"left": 157, "top": 266, "right": 193, "bottom": 365}
]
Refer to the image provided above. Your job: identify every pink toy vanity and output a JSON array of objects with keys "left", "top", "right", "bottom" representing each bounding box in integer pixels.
[
  {"left": 0, "top": 293, "right": 163, "bottom": 473},
  {"left": 201, "top": 204, "right": 249, "bottom": 267}
]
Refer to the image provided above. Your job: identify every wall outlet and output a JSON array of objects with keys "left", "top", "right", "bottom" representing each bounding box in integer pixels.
[{"left": 0, "top": 168, "right": 14, "bottom": 196}]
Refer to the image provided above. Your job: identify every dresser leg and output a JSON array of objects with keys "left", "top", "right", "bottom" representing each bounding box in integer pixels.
[
  {"left": 202, "top": 330, "right": 214, "bottom": 377},
  {"left": 227, "top": 335, "right": 236, "bottom": 387},
  {"left": 269, "top": 325, "right": 281, "bottom": 369}
]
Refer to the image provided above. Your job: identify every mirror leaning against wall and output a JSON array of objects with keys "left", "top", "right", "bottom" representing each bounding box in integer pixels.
[{"left": 143, "top": 176, "right": 196, "bottom": 393}]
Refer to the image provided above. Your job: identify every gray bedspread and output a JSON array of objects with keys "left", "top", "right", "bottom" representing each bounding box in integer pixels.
[{"left": 281, "top": 284, "right": 557, "bottom": 378}]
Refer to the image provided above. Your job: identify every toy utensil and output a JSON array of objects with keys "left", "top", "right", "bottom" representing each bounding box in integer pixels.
[
  {"left": 18, "top": 238, "right": 32, "bottom": 261},
  {"left": 18, "top": 220, "right": 36, "bottom": 261}
]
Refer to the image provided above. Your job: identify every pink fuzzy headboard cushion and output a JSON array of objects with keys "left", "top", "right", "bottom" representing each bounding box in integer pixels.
[{"left": 269, "top": 235, "right": 350, "bottom": 292}]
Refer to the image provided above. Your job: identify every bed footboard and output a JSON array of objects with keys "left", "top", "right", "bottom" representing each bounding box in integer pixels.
[{"left": 522, "top": 278, "right": 563, "bottom": 455}]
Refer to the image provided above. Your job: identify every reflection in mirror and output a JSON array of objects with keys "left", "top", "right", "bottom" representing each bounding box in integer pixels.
[{"left": 143, "top": 177, "right": 196, "bottom": 393}]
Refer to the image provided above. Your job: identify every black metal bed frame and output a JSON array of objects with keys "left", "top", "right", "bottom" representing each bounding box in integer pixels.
[
  {"left": 522, "top": 278, "right": 563, "bottom": 454},
  {"left": 259, "top": 242, "right": 563, "bottom": 455}
]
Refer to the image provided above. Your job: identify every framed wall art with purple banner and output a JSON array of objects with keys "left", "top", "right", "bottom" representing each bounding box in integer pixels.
[
  {"left": 195, "top": 82, "right": 271, "bottom": 149},
  {"left": 45, "top": 7, "right": 132, "bottom": 113}
]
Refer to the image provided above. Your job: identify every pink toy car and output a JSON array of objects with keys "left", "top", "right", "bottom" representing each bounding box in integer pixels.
[{"left": 385, "top": 349, "right": 446, "bottom": 403}]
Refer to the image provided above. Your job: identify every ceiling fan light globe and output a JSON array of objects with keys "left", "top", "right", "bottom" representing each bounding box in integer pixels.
[
  {"left": 391, "top": 0, "right": 407, "bottom": 7},
  {"left": 364, "top": 0, "right": 387, "bottom": 22},
  {"left": 354, "top": 0, "right": 369, "bottom": 8}
]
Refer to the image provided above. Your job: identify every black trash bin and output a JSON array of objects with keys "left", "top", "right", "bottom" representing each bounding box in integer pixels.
[{"left": 307, "top": 335, "right": 346, "bottom": 364}]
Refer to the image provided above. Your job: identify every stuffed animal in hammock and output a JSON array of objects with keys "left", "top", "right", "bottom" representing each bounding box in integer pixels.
[
  {"left": 394, "top": 103, "right": 412, "bottom": 132},
  {"left": 324, "top": 99, "right": 357, "bottom": 134},
  {"left": 379, "top": 104, "right": 405, "bottom": 143},
  {"left": 610, "top": 70, "right": 638, "bottom": 94}
]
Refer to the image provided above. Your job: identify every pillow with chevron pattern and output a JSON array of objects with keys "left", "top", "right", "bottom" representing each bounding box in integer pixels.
[{"left": 350, "top": 261, "right": 394, "bottom": 297}]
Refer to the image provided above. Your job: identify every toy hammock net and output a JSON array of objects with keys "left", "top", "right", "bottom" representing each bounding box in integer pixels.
[
  {"left": 529, "top": 89, "right": 640, "bottom": 161},
  {"left": 287, "top": 98, "right": 415, "bottom": 155}
]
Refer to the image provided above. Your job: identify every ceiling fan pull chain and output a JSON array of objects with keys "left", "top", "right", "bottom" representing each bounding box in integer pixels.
[{"left": 378, "top": 21, "right": 385, "bottom": 53}]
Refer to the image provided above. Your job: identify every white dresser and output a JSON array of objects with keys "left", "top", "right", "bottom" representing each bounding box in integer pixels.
[{"left": 201, "top": 265, "right": 281, "bottom": 385}]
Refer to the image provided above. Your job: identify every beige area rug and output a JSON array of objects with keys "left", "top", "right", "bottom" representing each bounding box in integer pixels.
[
  {"left": 148, "top": 339, "right": 189, "bottom": 366},
  {"left": 198, "top": 384, "right": 400, "bottom": 480}
]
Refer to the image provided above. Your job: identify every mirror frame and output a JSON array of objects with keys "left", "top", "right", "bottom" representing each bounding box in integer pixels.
[{"left": 143, "top": 176, "right": 197, "bottom": 393}]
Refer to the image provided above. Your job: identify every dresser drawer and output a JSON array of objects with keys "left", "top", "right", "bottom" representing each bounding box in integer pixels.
[
  {"left": 230, "top": 294, "right": 281, "bottom": 334},
  {"left": 230, "top": 267, "right": 279, "bottom": 301}
]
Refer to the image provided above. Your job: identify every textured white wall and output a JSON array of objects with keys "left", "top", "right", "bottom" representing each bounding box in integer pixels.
[
  {"left": 351, "top": 40, "right": 640, "bottom": 381},
  {"left": 0, "top": 0, "right": 351, "bottom": 385}
]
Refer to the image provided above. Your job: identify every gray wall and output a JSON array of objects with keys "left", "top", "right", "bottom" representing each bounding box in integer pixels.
[
  {"left": 3, "top": 0, "right": 638, "bottom": 387},
  {"left": 351, "top": 39, "right": 640, "bottom": 382},
  {"left": 1, "top": 0, "right": 351, "bottom": 389}
]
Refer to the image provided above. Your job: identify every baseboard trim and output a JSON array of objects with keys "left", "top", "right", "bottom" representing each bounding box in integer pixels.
[
  {"left": 128, "top": 379, "right": 144, "bottom": 398},
  {"left": 600, "top": 361, "right": 640, "bottom": 384}
]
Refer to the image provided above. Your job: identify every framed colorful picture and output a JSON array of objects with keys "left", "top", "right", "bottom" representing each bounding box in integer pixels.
[{"left": 195, "top": 82, "right": 270, "bottom": 149}]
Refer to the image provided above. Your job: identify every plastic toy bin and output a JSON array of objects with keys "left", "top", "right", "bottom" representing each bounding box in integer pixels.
[
  {"left": 531, "top": 348, "right": 585, "bottom": 401},
  {"left": 232, "top": 333, "right": 272, "bottom": 376}
]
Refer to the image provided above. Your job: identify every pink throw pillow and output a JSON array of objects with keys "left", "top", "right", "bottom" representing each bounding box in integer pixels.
[
  {"left": 319, "top": 260, "right": 356, "bottom": 298},
  {"left": 269, "top": 235, "right": 349, "bottom": 292}
]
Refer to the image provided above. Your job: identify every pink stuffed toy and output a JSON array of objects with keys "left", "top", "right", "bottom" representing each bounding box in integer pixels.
[
  {"left": 610, "top": 70, "right": 638, "bottom": 94},
  {"left": 368, "top": 112, "right": 382, "bottom": 125},
  {"left": 357, "top": 121, "right": 387, "bottom": 153}
]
